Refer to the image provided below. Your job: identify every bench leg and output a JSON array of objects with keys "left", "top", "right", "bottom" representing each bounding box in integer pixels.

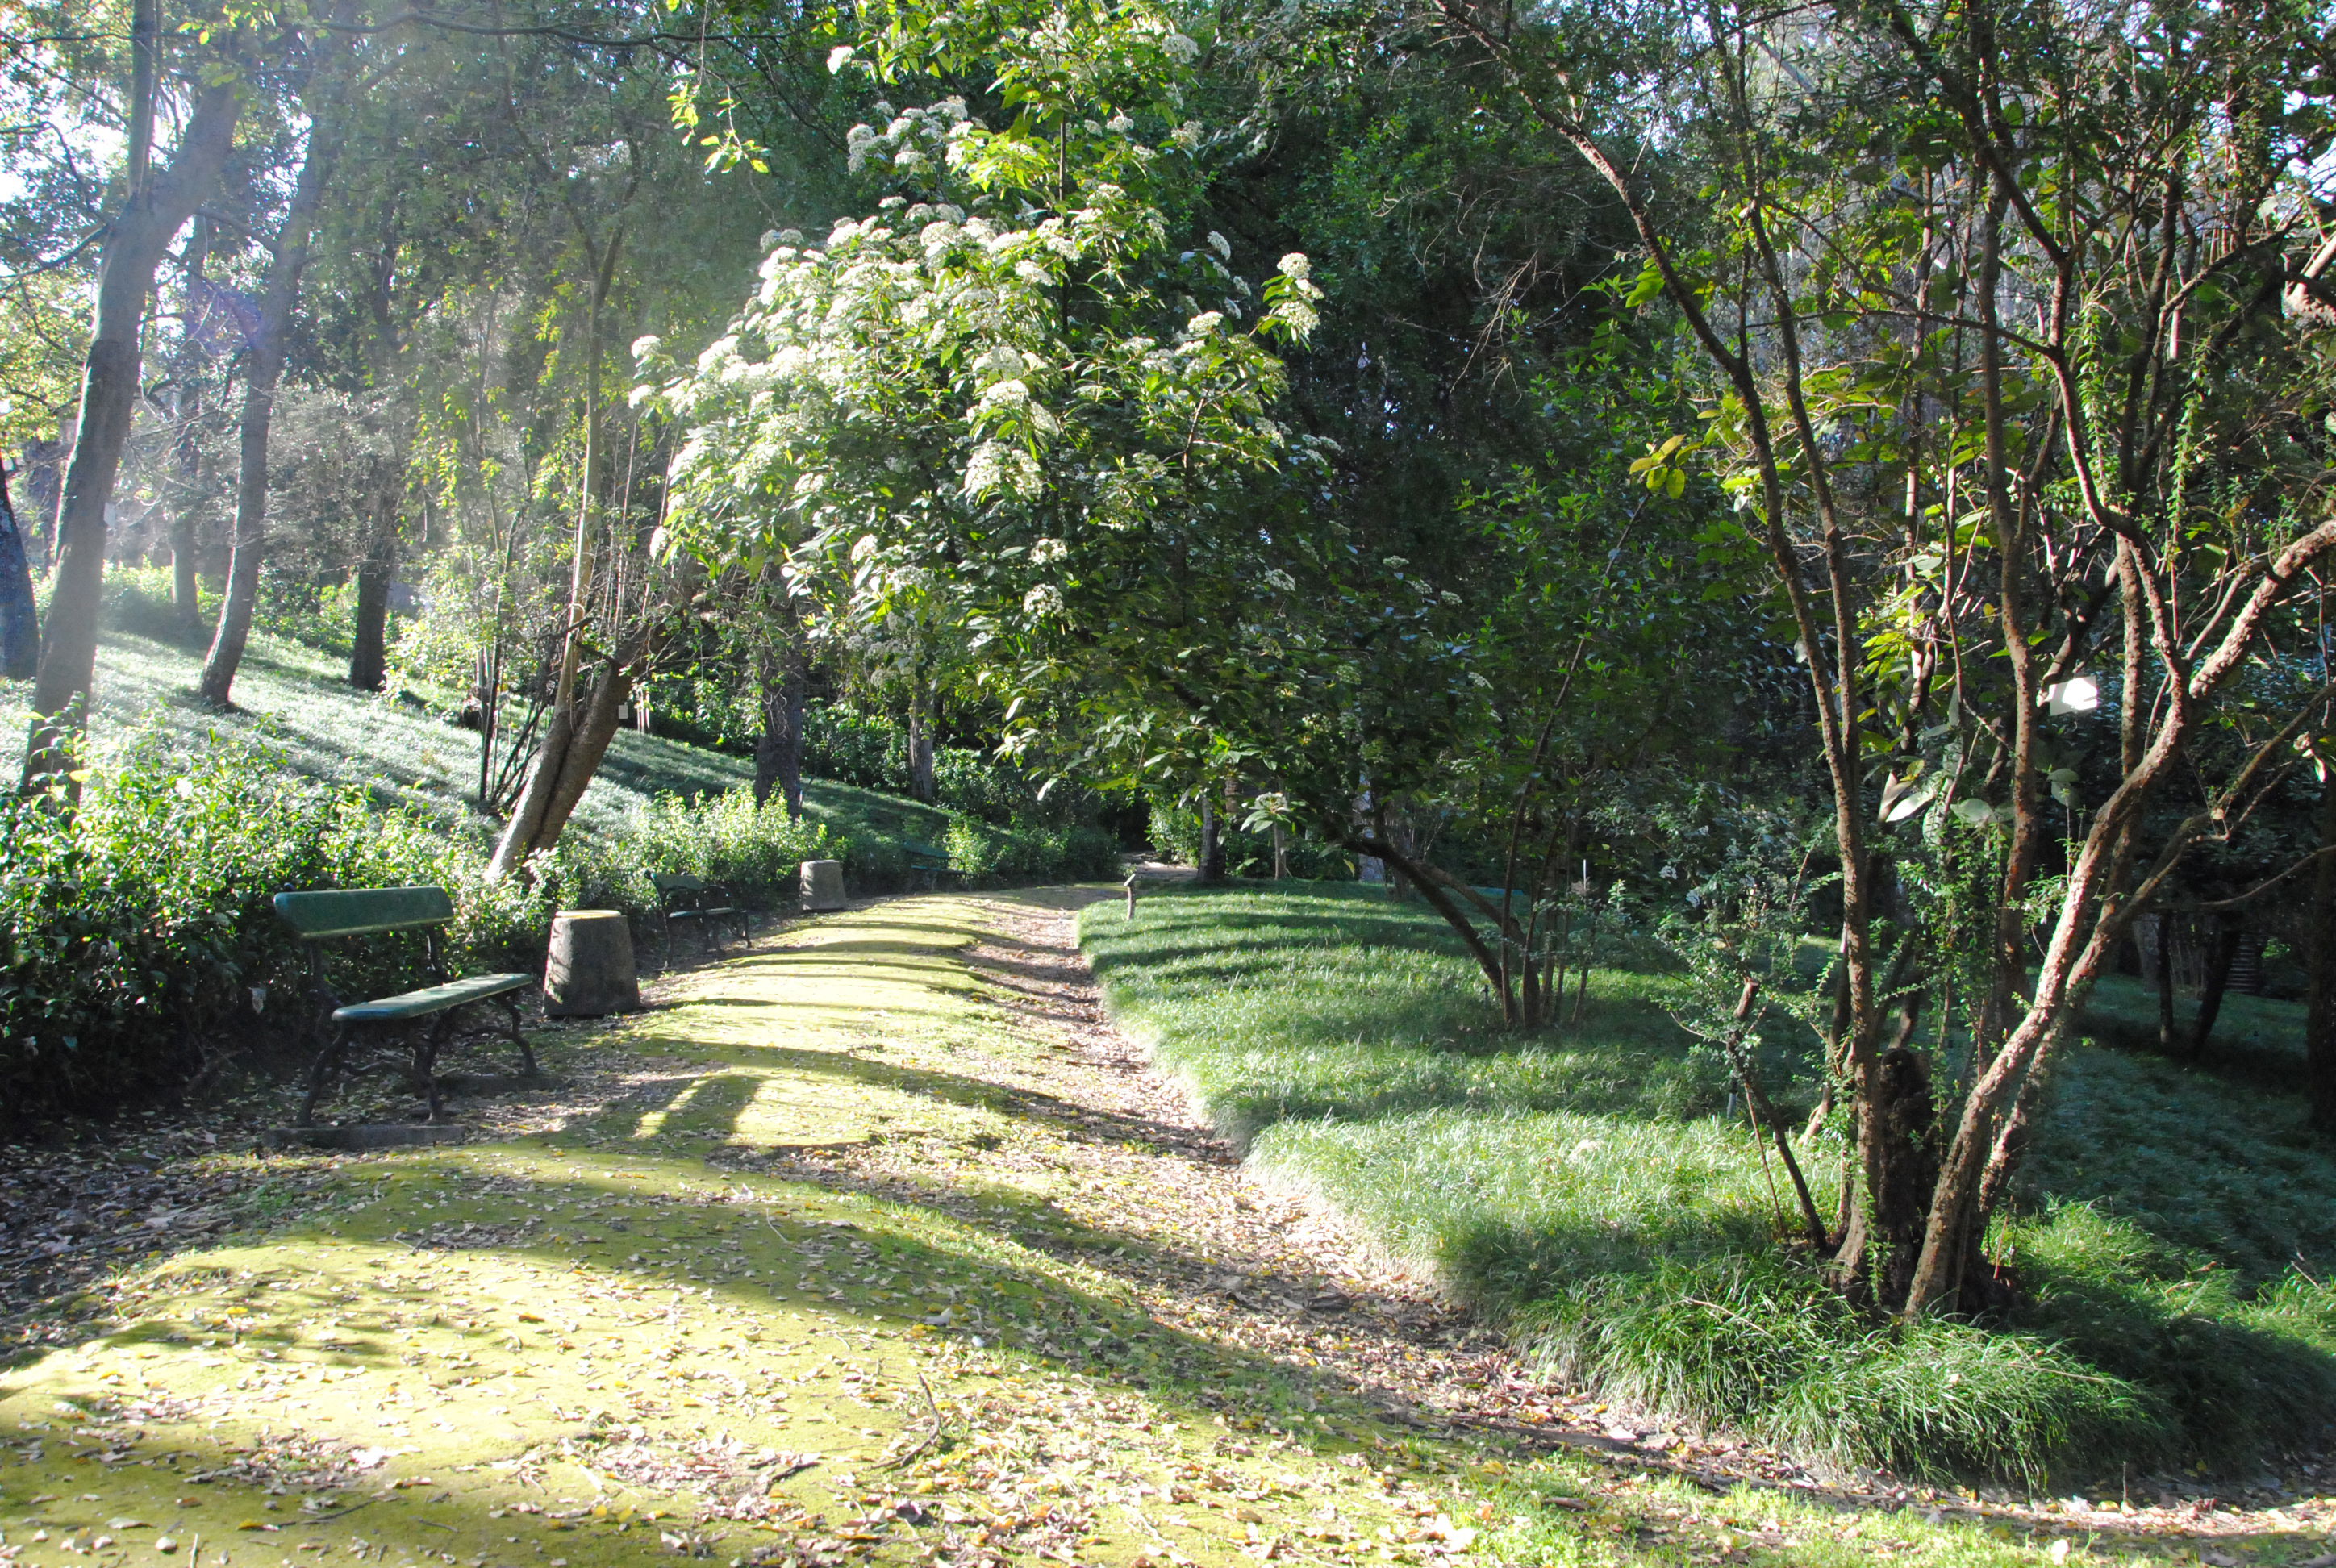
[
  {"left": 415, "top": 1016, "right": 453, "bottom": 1123},
  {"left": 497, "top": 993, "right": 540, "bottom": 1077},
  {"left": 297, "top": 1024, "right": 352, "bottom": 1127}
]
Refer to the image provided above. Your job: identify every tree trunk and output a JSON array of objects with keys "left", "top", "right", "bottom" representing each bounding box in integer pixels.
[
  {"left": 2188, "top": 915, "right": 2243, "bottom": 1058},
  {"left": 483, "top": 221, "right": 628, "bottom": 882},
  {"left": 168, "top": 216, "right": 215, "bottom": 637},
  {"left": 753, "top": 637, "right": 807, "bottom": 818},
  {"left": 2309, "top": 769, "right": 2336, "bottom": 1131},
  {"left": 0, "top": 465, "right": 37, "bottom": 679},
  {"left": 907, "top": 683, "right": 936, "bottom": 803},
  {"left": 22, "top": 69, "right": 240, "bottom": 790},
  {"left": 487, "top": 630, "right": 653, "bottom": 876},
  {"left": 198, "top": 45, "right": 348, "bottom": 707},
  {"left": 1828, "top": 1043, "right": 1941, "bottom": 1308},
  {"left": 1199, "top": 793, "right": 1225, "bottom": 882},
  {"left": 348, "top": 482, "right": 397, "bottom": 690},
  {"left": 2154, "top": 912, "right": 2180, "bottom": 1050}
]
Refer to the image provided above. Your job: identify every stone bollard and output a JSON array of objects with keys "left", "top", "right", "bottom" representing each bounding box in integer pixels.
[
  {"left": 799, "top": 858, "right": 847, "bottom": 911},
  {"left": 544, "top": 909, "right": 640, "bottom": 1017}
]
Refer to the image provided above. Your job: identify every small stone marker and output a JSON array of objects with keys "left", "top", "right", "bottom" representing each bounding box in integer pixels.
[
  {"left": 800, "top": 858, "right": 847, "bottom": 911},
  {"left": 544, "top": 908, "right": 640, "bottom": 1016}
]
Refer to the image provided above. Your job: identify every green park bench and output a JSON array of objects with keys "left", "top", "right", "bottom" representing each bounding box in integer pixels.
[
  {"left": 273, "top": 886, "right": 539, "bottom": 1126},
  {"left": 901, "top": 840, "right": 959, "bottom": 892},
  {"left": 652, "top": 871, "right": 749, "bottom": 954}
]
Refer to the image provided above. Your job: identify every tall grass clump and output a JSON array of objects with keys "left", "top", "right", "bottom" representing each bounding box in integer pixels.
[
  {"left": 1083, "top": 882, "right": 2336, "bottom": 1485},
  {"left": 1521, "top": 1254, "right": 2163, "bottom": 1487}
]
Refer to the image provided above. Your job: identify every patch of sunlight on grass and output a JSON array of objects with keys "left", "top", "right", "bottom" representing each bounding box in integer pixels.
[{"left": 0, "top": 619, "right": 952, "bottom": 848}]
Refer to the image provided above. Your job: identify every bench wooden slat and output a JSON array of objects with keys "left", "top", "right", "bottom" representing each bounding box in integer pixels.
[
  {"left": 274, "top": 886, "right": 455, "bottom": 939},
  {"left": 331, "top": 972, "right": 535, "bottom": 1023}
]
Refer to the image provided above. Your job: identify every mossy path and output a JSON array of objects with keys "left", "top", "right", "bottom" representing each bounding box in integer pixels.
[{"left": 0, "top": 893, "right": 2287, "bottom": 1568}]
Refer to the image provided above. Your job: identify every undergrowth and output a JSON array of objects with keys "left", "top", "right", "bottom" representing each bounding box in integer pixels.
[{"left": 1082, "top": 882, "right": 2336, "bottom": 1488}]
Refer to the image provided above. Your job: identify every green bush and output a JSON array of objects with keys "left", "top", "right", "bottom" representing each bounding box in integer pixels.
[
  {"left": 0, "top": 731, "right": 887, "bottom": 1120},
  {"left": 0, "top": 729, "right": 550, "bottom": 1116},
  {"left": 944, "top": 819, "right": 1120, "bottom": 884},
  {"left": 615, "top": 789, "right": 838, "bottom": 910}
]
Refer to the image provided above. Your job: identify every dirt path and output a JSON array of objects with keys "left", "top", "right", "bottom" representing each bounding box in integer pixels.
[{"left": 0, "top": 890, "right": 2321, "bottom": 1568}]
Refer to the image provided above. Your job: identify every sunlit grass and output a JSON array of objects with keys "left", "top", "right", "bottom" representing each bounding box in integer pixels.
[{"left": 0, "top": 620, "right": 957, "bottom": 849}]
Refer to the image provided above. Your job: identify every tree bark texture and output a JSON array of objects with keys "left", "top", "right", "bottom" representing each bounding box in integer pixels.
[
  {"left": 348, "top": 484, "right": 398, "bottom": 690},
  {"left": 486, "top": 627, "right": 653, "bottom": 878},
  {"left": 2309, "top": 770, "right": 2336, "bottom": 1131},
  {"left": 0, "top": 465, "right": 38, "bottom": 679},
  {"left": 167, "top": 215, "right": 215, "bottom": 636},
  {"left": 753, "top": 638, "right": 807, "bottom": 818},
  {"left": 2188, "top": 915, "right": 2244, "bottom": 1057},
  {"left": 1199, "top": 794, "right": 1224, "bottom": 882},
  {"left": 23, "top": 73, "right": 240, "bottom": 789},
  {"left": 907, "top": 685, "right": 936, "bottom": 803},
  {"left": 199, "top": 44, "right": 350, "bottom": 707}
]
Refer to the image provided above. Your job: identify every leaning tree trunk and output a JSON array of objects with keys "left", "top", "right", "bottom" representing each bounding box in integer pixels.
[
  {"left": 483, "top": 222, "right": 629, "bottom": 882},
  {"left": 22, "top": 63, "right": 239, "bottom": 790},
  {"left": 347, "top": 478, "right": 398, "bottom": 690},
  {"left": 0, "top": 465, "right": 37, "bottom": 679},
  {"left": 198, "top": 52, "right": 348, "bottom": 708},
  {"left": 2309, "top": 767, "right": 2336, "bottom": 1131},
  {"left": 487, "top": 629, "right": 656, "bottom": 876},
  {"left": 753, "top": 638, "right": 807, "bottom": 818}
]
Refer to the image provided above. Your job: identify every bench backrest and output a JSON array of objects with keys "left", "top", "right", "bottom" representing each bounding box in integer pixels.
[
  {"left": 275, "top": 886, "right": 456, "bottom": 940},
  {"left": 899, "top": 840, "right": 949, "bottom": 863},
  {"left": 652, "top": 873, "right": 708, "bottom": 896}
]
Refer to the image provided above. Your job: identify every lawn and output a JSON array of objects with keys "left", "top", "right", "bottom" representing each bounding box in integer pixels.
[{"left": 1082, "top": 882, "right": 2336, "bottom": 1487}]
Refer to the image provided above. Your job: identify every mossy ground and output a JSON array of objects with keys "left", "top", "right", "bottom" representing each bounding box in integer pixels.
[{"left": 0, "top": 895, "right": 2300, "bottom": 1568}]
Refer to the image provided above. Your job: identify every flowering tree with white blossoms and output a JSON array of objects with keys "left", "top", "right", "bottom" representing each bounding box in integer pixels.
[{"left": 636, "top": 0, "right": 1327, "bottom": 778}]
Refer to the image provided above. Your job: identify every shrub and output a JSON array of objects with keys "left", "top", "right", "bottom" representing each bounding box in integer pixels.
[
  {"left": 1, "top": 733, "right": 880, "bottom": 1120},
  {"left": 614, "top": 789, "right": 837, "bottom": 910},
  {"left": 0, "top": 728, "right": 551, "bottom": 1117},
  {"left": 945, "top": 819, "right": 1120, "bottom": 884}
]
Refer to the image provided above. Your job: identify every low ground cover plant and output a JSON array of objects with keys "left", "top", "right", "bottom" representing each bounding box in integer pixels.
[{"left": 1083, "top": 883, "right": 2336, "bottom": 1487}]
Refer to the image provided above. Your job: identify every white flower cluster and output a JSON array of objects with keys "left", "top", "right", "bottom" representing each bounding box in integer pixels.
[{"left": 1022, "top": 583, "right": 1066, "bottom": 618}]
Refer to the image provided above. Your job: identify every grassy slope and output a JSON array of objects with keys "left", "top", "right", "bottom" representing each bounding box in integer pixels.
[
  {"left": 1082, "top": 883, "right": 2336, "bottom": 1486},
  {"left": 0, "top": 895, "right": 2146, "bottom": 1568},
  {"left": 0, "top": 626, "right": 956, "bottom": 849}
]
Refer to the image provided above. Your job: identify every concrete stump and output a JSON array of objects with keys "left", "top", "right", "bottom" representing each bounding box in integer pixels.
[
  {"left": 544, "top": 909, "right": 640, "bottom": 1016},
  {"left": 800, "top": 859, "right": 847, "bottom": 911}
]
